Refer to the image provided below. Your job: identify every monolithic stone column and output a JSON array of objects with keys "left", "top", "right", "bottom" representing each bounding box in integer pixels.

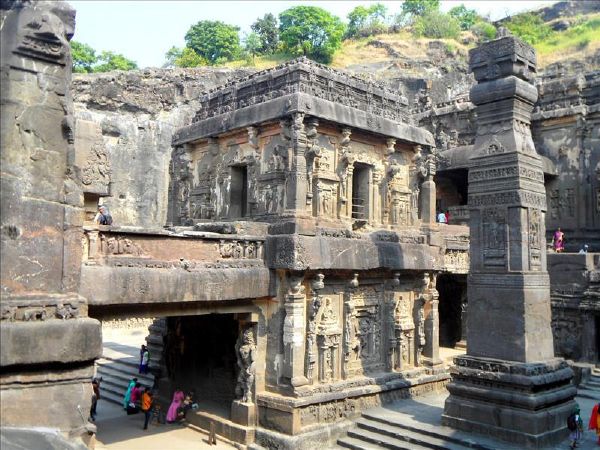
[
  {"left": 418, "top": 149, "right": 437, "bottom": 224},
  {"left": 442, "top": 31, "right": 576, "bottom": 448},
  {"left": 283, "top": 273, "right": 308, "bottom": 387},
  {"left": 0, "top": 1, "right": 102, "bottom": 447},
  {"left": 422, "top": 273, "right": 442, "bottom": 366}
]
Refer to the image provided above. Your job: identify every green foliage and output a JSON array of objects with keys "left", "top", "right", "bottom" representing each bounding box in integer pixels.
[
  {"left": 401, "top": 0, "right": 439, "bottom": 16},
  {"left": 413, "top": 10, "right": 460, "bottom": 39},
  {"left": 535, "top": 15, "right": 600, "bottom": 55},
  {"left": 71, "top": 41, "right": 137, "bottom": 73},
  {"left": 167, "top": 47, "right": 208, "bottom": 68},
  {"left": 71, "top": 41, "right": 96, "bottom": 73},
  {"left": 185, "top": 20, "right": 241, "bottom": 64},
  {"left": 472, "top": 21, "right": 497, "bottom": 42},
  {"left": 504, "top": 13, "right": 553, "bottom": 45},
  {"left": 244, "top": 32, "right": 261, "bottom": 64},
  {"left": 251, "top": 13, "right": 279, "bottom": 54},
  {"left": 93, "top": 51, "right": 138, "bottom": 72},
  {"left": 448, "top": 4, "right": 478, "bottom": 31},
  {"left": 279, "top": 6, "right": 345, "bottom": 63},
  {"left": 346, "top": 3, "right": 388, "bottom": 38}
]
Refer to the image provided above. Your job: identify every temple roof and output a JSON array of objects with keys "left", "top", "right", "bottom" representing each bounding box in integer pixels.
[{"left": 173, "top": 57, "right": 434, "bottom": 147}]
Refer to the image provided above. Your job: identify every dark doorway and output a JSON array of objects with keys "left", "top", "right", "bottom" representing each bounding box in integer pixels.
[
  {"left": 596, "top": 315, "right": 600, "bottom": 363},
  {"left": 165, "top": 314, "right": 238, "bottom": 418},
  {"left": 437, "top": 274, "right": 467, "bottom": 348},
  {"left": 230, "top": 166, "right": 248, "bottom": 218},
  {"left": 352, "top": 163, "right": 370, "bottom": 220}
]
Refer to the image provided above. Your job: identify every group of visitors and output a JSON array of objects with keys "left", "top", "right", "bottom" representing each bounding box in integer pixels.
[
  {"left": 553, "top": 228, "right": 591, "bottom": 254},
  {"left": 568, "top": 402, "right": 600, "bottom": 449},
  {"left": 166, "top": 389, "right": 198, "bottom": 423},
  {"left": 123, "top": 377, "right": 155, "bottom": 430}
]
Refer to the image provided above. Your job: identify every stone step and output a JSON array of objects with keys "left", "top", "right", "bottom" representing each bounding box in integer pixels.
[
  {"left": 362, "top": 411, "right": 495, "bottom": 450},
  {"left": 338, "top": 435, "right": 403, "bottom": 450},
  {"left": 577, "top": 387, "right": 600, "bottom": 400},
  {"left": 355, "top": 418, "right": 479, "bottom": 450},
  {"left": 186, "top": 409, "right": 255, "bottom": 446},
  {"left": 345, "top": 426, "right": 442, "bottom": 450},
  {"left": 98, "top": 389, "right": 124, "bottom": 406},
  {"left": 96, "top": 359, "right": 154, "bottom": 386}
]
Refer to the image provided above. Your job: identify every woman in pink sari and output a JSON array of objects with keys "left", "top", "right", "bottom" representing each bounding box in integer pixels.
[
  {"left": 166, "top": 389, "right": 185, "bottom": 423},
  {"left": 553, "top": 227, "right": 564, "bottom": 253}
]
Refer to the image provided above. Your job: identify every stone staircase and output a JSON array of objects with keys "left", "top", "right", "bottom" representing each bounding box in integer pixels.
[
  {"left": 578, "top": 366, "right": 600, "bottom": 400},
  {"left": 95, "top": 356, "right": 155, "bottom": 406}
]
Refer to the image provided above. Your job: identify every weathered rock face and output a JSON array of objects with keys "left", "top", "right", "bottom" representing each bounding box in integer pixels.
[
  {"left": 0, "top": 0, "right": 101, "bottom": 446},
  {"left": 72, "top": 68, "right": 254, "bottom": 227}
]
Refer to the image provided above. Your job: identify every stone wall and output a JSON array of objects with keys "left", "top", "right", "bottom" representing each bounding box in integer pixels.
[
  {"left": 1, "top": 1, "right": 101, "bottom": 447},
  {"left": 72, "top": 67, "right": 254, "bottom": 228}
]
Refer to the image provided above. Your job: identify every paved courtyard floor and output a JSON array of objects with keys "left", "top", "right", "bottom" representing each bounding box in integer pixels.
[{"left": 93, "top": 399, "right": 236, "bottom": 450}]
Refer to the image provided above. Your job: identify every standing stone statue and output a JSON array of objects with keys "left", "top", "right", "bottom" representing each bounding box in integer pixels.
[
  {"left": 235, "top": 327, "right": 256, "bottom": 403},
  {"left": 441, "top": 30, "right": 576, "bottom": 448}
]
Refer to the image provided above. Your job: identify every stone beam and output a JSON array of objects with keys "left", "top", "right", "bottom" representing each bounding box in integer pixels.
[
  {"left": 173, "top": 93, "right": 434, "bottom": 147},
  {"left": 80, "top": 265, "right": 273, "bottom": 305}
]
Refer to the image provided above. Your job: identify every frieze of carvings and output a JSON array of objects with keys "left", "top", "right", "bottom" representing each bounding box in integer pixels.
[
  {"left": 1, "top": 300, "right": 83, "bottom": 321},
  {"left": 81, "top": 143, "right": 111, "bottom": 186},
  {"left": 444, "top": 250, "right": 470, "bottom": 272},
  {"left": 482, "top": 208, "right": 506, "bottom": 267},
  {"left": 192, "top": 57, "right": 408, "bottom": 123},
  {"left": 104, "top": 258, "right": 264, "bottom": 270},
  {"left": 100, "top": 236, "right": 145, "bottom": 256},
  {"left": 218, "top": 239, "right": 264, "bottom": 259},
  {"left": 299, "top": 399, "right": 358, "bottom": 427},
  {"left": 454, "top": 357, "right": 569, "bottom": 376},
  {"left": 549, "top": 188, "right": 575, "bottom": 220},
  {"left": 469, "top": 191, "right": 546, "bottom": 209},
  {"left": 317, "top": 228, "right": 363, "bottom": 239},
  {"left": 374, "top": 232, "right": 426, "bottom": 244}
]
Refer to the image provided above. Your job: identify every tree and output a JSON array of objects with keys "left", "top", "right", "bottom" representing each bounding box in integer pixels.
[
  {"left": 279, "top": 6, "right": 345, "bottom": 63},
  {"left": 71, "top": 40, "right": 97, "bottom": 73},
  {"left": 185, "top": 20, "right": 241, "bottom": 64},
  {"left": 93, "top": 51, "right": 138, "bottom": 72},
  {"left": 413, "top": 10, "right": 460, "bottom": 39},
  {"left": 251, "top": 13, "right": 279, "bottom": 54},
  {"left": 401, "top": 0, "right": 440, "bottom": 17},
  {"left": 448, "top": 4, "right": 478, "bottom": 31},
  {"left": 243, "top": 32, "right": 261, "bottom": 63},
  {"left": 346, "top": 3, "right": 388, "bottom": 38}
]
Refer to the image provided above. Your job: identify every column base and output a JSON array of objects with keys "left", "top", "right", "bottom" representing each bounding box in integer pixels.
[
  {"left": 231, "top": 400, "right": 257, "bottom": 426},
  {"left": 442, "top": 355, "right": 576, "bottom": 449}
]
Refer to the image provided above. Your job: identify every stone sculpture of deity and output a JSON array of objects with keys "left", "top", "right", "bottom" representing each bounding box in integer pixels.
[{"left": 235, "top": 327, "right": 256, "bottom": 403}]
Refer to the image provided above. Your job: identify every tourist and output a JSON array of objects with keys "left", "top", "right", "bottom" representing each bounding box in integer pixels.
[
  {"left": 437, "top": 211, "right": 447, "bottom": 224},
  {"left": 444, "top": 210, "right": 450, "bottom": 224},
  {"left": 579, "top": 244, "right": 589, "bottom": 254},
  {"left": 590, "top": 402, "right": 600, "bottom": 445},
  {"left": 123, "top": 377, "right": 137, "bottom": 410},
  {"left": 553, "top": 227, "right": 565, "bottom": 253},
  {"left": 89, "top": 377, "right": 101, "bottom": 421},
  {"left": 139, "top": 345, "right": 150, "bottom": 374},
  {"left": 127, "top": 383, "right": 143, "bottom": 415},
  {"left": 141, "top": 388, "right": 153, "bottom": 430},
  {"left": 166, "top": 389, "right": 185, "bottom": 423},
  {"left": 182, "top": 390, "right": 199, "bottom": 418},
  {"left": 567, "top": 405, "right": 583, "bottom": 449},
  {"left": 94, "top": 205, "right": 113, "bottom": 225}
]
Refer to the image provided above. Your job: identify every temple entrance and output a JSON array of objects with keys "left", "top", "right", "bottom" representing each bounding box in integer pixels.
[
  {"left": 437, "top": 274, "right": 467, "bottom": 348},
  {"left": 352, "top": 163, "right": 371, "bottom": 220},
  {"left": 164, "top": 314, "right": 238, "bottom": 418},
  {"left": 230, "top": 165, "right": 248, "bottom": 218}
]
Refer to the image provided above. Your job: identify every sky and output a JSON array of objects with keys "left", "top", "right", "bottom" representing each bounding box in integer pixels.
[{"left": 68, "top": 0, "right": 556, "bottom": 69}]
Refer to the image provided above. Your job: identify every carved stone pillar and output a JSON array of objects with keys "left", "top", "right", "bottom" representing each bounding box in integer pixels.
[
  {"left": 442, "top": 32, "right": 576, "bottom": 447},
  {"left": 385, "top": 273, "right": 400, "bottom": 372},
  {"left": 342, "top": 273, "right": 359, "bottom": 379},
  {"left": 284, "top": 113, "right": 309, "bottom": 215},
  {"left": 305, "top": 273, "right": 324, "bottom": 383},
  {"left": 339, "top": 128, "right": 353, "bottom": 218},
  {"left": 422, "top": 273, "right": 442, "bottom": 366},
  {"left": 87, "top": 230, "right": 100, "bottom": 260},
  {"left": 283, "top": 273, "right": 308, "bottom": 387},
  {"left": 372, "top": 167, "right": 384, "bottom": 225},
  {"left": 317, "top": 297, "right": 341, "bottom": 383},
  {"left": 419, "top": 150, "right": 437, "bottom": 225}
]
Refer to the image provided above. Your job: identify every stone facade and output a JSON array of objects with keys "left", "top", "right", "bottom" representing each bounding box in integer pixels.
[{"left": 0, "top": 1, "right": 102, "bottom": 448}]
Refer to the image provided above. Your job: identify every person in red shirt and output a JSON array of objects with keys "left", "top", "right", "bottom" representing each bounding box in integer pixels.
[{"left": 141, "top": 389, "right": 153, "bottom": 430}]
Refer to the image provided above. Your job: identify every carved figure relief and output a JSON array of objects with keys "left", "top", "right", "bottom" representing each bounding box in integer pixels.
[
  {"left": 235, "top": 326, "right": 256, "bottom": 403},
  {"left": 482, "top": 208, "right": 506, "bottom": 268},
  {"left": 101, "top": 236, "right": 144, "bottom": 256},
  {"left": 317, "top": 297, "right": 341, "bottom": 383},
  {"left": 81, "top": 143, "right": 111, "bottom": 187}
]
